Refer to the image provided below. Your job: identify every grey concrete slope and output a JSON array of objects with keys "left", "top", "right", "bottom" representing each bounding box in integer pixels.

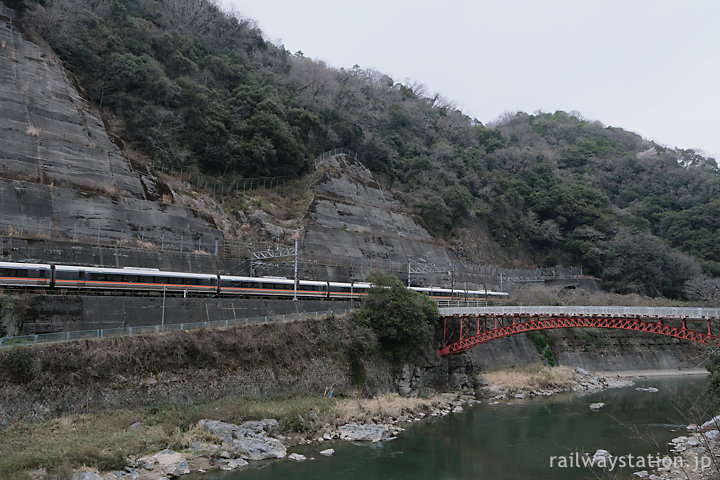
[
  {"left": 302, "top": 154, "right": 457, "bottom": 283},
  {"left": 0, "top": 7, "right": 223, "bottom": 258},
  {"left": 0, "top": 179, "right": 222, "bottom": 245},
  {"left": 0, "top": 9, "right": 144, "bottom": 198}
]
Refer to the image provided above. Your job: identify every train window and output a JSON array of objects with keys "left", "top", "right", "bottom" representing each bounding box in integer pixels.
[
  {"left": 27, "top": 269, "right": 45, "bottom": 279},
  {"left": 0, "top": 268, "right": 18, "bottom": 277},
  {"left": 56, "top": 270, "right": 76, "bottom": 280}
]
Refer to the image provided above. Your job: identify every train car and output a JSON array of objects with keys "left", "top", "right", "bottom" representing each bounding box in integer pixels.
[
  {"left": 483, "top": 289, "right": 509, "bottom": 298},
  {"left": 328, "top": 281, "right": 372, "bottom": 298},
  {"left": 0, "top": 261, "right": 52, "bottom": 287},
  {"left": 0, "top": 260, "right": 510, "bottom": 300},
  {"left": 297, "top": 279, "right": 330, "bottom": 297},
  {"left": 219, "top": 275, "right": 329, "bottom": 298},
  {"left": 410, "top": 286, "right": 507, "bottom": 301},
  {"left": 53, "top": 265, "right": 218, "bottom": 293},
  {"left": 411, "top": 286, "right": 457, "bottom": 300}
]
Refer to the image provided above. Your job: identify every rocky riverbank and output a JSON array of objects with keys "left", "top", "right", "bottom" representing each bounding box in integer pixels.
[
  {"left": 477, "top": 365, "right": 635, "bottom": 401},
  {"left": 635, "top": 417, "right": 720, "bottom": 480},
  {"left": 57, "top": 392, "right": 481, "bottom": 480},
  {"left": 54, "top": 366, "right": 634, "bottom": 480}
]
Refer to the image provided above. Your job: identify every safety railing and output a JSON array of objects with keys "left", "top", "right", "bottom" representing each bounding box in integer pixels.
[
  {"left": 314, "top": 148, "right": 360, "bottom": 167},
  {"left": 436, "top": 300, "right": 489, "bottom": 309},
  {"left": 437, "top": 306, "right": 720, "bottom": 319},
  {"left": 0, "top": 309, "right": 351, "bottom": 349}
]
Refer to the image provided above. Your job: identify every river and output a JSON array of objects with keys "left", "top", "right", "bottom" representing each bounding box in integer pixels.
[{"left": 191, "top": 374, "right": 709, "bottom": 480}]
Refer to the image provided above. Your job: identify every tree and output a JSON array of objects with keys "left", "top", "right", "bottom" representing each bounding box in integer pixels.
[
  {"left": 684, "top": 275, "right": 720, "bottom": 304},
  {"left": 356, "top": 272, "right": 438, "bottom": 361}
]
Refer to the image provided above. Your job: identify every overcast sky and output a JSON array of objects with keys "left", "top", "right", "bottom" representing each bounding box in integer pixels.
[{"left": 218, "top": 0, "right": 720, "bottom": 159}]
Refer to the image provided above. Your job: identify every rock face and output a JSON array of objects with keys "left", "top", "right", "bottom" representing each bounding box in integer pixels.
[
  {"left": 395, "top": 347, "right": 466, "bottom": 397},
  {"left": 338, "top": 423, "right": 390, "bottom": 442},
  {"left": 302, "top": 154, "right": 458, "bottom": 283},
  {"left": 551, "top": 329, "right": 702, "bottom": 372},
  {"left": 199, "top": 419, "right": 287, "bottom": 460},
  {"left": 0, "top": 6, "right": 221, "bottom": 253},
  {"left": 0, "top": 5, "right": 143, "bottom": 198}
]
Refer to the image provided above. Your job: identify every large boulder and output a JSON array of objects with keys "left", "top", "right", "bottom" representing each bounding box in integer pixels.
[
  {"left": 199, "top": 419, "right": 286, "bottom": 460},
  {"left": 338, "top": 423, "right": 390, "bottom": 442},
  {"left": 73, "top": 473, "right": 103, "bottom": 480}
]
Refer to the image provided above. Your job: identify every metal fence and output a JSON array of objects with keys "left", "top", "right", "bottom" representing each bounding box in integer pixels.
[
  {"left": 0, "top": 309, "right": 351, "bottom": 349},
  {"left": 314, "top": 148, "right": 360, "bottom": 167},
  {"left": 153, "top": 160, "right": 286, "bottom": 197},
  {"left": 438, "top": 306, "right": 720, "bottom": 319},
  {"left": 436, "top": 300, "right": 489, "bottom": 309},
  {"left": 1, "top": 224, "right": 222, "bottom": 256}
]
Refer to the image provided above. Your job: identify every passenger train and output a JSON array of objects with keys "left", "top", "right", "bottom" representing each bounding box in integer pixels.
[{"left": 0, "top": 261, "right": 507, "bottom": 300}]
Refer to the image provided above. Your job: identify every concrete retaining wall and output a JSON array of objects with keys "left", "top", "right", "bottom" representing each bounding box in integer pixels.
[{"left": 17, "top": 295, "right": 354, "bottom": 334}]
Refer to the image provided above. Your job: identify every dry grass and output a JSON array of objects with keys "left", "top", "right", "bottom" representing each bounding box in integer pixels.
[
  {"left": 132, "top": 238, "right": 157, "bottom": 249},
  {"left": 1, "top": 391, "right": 444, "bottom": 477},
  {"left": 483, "top": 365, "right": 575, "bottom": 394},
  {"left": 0, "top": 314, "right": 378, "bottom": 476},
  {"left": 332, "top": 394, "right": 438, "bottom": 425},
  {"left": 233, "top": 169, "right": 323, "bottom": 225},
  {"left": 4, "top": 226, "right": 21, "bottom": 238},
  {"left": 0, "top": 394, "right": 337, "bottom": 478},
  {"left": 0, "top": 407, "right": 175, "bottom": 476}
]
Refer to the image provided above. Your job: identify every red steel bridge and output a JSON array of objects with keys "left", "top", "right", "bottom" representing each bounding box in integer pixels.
[{"left": 437, "top": 306, "right": 720, "bottom": 356}]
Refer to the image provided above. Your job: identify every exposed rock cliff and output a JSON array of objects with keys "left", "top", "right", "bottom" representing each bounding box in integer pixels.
[
  {"left": 302, "top": 154, "right": 457, "bottom": 283},
  {"left": 0, "top": 5, "right": 221, "bottom": 252}
]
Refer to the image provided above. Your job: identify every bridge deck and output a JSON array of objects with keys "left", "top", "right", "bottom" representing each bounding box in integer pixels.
[{"left": 439, "top": 306, "right": 720, "bottom": 319}]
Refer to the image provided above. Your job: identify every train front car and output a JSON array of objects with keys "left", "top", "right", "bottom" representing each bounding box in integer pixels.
[
  {"left": 0, "top": 261, "right": 52, "bottom": 288},
  {"left": 53, "top": 265, "right": 217, "bottom": 293}
]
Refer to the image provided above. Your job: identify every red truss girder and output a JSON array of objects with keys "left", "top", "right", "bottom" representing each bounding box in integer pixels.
[{"left": 437, "top": 315, "right": 720, "bottom": 356}]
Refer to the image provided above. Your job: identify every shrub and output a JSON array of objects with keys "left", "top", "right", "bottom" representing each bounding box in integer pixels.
[
  {"left": 356, "top": 271, "right": 438, "bottom": 361},
  {"left": 527, "top": 331, "right": 555, "bottom": 367}
]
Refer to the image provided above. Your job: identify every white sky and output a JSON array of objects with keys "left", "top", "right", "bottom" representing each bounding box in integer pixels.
[{"left": 218, "top": 0, "right": 720, "bottom": 159}]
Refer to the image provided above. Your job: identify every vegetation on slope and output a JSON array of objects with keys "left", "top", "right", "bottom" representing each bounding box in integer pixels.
[
  {"left": 8, "top": 0, "right": 720, "bottom": 298},
  {"left": 357, "top": 271, "right": 439, "bottom": 361}
]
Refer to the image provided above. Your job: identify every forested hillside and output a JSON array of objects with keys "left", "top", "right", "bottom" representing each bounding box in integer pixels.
[{"left": 6, "top": 0, "right": 720, "bottom": 299}]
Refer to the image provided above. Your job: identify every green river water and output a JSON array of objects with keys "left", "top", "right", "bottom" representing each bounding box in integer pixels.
[{"left": 192, "top": 375, "right": 709, "bottom": 480}]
